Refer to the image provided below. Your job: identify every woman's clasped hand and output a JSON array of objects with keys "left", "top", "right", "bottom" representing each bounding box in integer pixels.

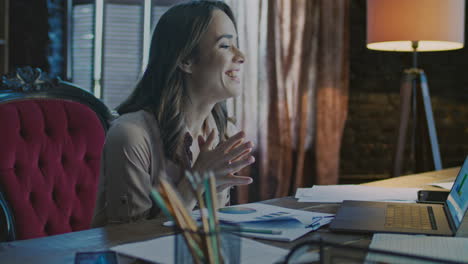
[{"left": 193, "top": 130, "right": 254, "bottom": 191}]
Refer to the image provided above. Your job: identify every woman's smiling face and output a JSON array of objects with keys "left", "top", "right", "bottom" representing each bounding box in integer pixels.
[{"left": 186, "top": 9, "right": 245, "bottom": 102}]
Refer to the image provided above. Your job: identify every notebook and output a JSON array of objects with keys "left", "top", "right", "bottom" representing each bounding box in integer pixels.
[
  {"left": 330, "top": 156, "right": 468, "bottom": 236},
  {"left": 366, "top": 233, "right": 468, "bottom": 263}
]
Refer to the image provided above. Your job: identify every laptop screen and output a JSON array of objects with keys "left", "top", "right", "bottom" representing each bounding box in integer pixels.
[{"left": 446, "top": 156, "right": 468, "bottom": 229}]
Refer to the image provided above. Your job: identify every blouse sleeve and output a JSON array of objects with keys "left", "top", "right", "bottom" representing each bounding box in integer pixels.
[{"left": 93, "top": 120, "right": 160, "bottom": 225}]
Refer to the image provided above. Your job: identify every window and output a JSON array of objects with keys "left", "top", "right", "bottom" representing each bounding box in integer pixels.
[
  {"left": 70, "top": 0, "right": 180, "bottom": 109},
  {"left": 71, "top": 3, "right": 94, "bottom": 92},
  {"left": 101, "top": 2, "right": 143, "bottom": 108}
]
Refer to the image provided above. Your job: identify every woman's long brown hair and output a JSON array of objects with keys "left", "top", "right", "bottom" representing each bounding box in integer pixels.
[{"left": 117, "top": 1, "right": 237, "bottom": 161}]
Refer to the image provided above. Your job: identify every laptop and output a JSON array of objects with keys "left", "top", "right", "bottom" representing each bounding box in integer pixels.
[{"left": 330, "top": 156, "right": 468, "bottom": 236}]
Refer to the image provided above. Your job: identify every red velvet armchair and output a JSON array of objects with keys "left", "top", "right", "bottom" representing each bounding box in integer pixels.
[{"left": 0, "top": 67, "right": 114, "bottom": 241}]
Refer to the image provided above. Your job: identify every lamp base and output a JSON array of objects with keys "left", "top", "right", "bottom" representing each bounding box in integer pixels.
[{"left": 392, "top": 68, "right": 442, "bottom": 177}]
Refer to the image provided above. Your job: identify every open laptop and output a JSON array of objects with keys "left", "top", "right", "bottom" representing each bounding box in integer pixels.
[{"left": 330, "top": 156, "right": 468, "bottom": 236}]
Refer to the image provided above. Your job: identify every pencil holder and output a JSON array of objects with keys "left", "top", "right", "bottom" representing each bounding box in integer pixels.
[{"left": 175, "top": 228, "right": 241, "bottom": 264}]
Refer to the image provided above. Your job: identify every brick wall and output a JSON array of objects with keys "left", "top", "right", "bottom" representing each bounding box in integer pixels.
[{"left": 341, "top": 1, "right": 468, "bottom": 183}]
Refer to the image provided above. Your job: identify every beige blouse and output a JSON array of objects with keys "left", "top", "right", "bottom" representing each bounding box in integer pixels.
[{"left": 92, "top": 110, "right": 230, "bottom": 227}]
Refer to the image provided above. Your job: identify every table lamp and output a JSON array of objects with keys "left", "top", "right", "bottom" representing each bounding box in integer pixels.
[{"left": 366, "top": 0, "right": 465, "bottom": 177}]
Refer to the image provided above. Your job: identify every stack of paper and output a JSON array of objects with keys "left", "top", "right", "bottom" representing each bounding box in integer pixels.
[
  {"left": 112, "top": 235, "right": 289, "bottom": 264},
  {"left": 367, "top": 233, "right": 468, "bottom": 263},
  {"left": 192, "top": 203, "right": 334, "bottom": 242},
  {"left": 295, "top": 185, "right": 420, "bottom": 203}
]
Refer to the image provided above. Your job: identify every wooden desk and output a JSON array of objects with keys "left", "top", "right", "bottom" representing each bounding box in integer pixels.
[
  {"left": 0, "top": 167, "right": 458, "bottom": 264},
  {"left": 362, "top": 166, "right": 459, "bottom": 189}
]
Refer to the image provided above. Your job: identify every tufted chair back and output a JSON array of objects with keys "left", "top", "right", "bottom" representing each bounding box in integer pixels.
[{"left": 0, "top": 67, "right": 114, "bottom": 241}]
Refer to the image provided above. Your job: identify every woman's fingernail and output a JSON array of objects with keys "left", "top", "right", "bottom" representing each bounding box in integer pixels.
[{"left": 249, "top": 156, "right": 255, "bottom": 163}]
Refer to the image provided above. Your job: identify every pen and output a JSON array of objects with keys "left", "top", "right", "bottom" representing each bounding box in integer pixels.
[
  {"left": 311, "top": 215, "right": 334, "bottom": 220},
  {"left": 221, "top": 225, "right": 282, "bottom": 235},
  {"left": 305, "top": 221, "right": 321, "bottom": 229}
]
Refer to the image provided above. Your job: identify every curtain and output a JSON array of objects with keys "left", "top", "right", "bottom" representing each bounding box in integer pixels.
[
  {"left": 314, "top": 1, "right": 349, "bottom": 185},
  {"left": 226, "top": 0, "right": 349, "bottom": 202},
  {"left": 225, "top": 0, "right": 267, "bottom": 203},
  {"left": 47, "top": 0, "right": 66, "bottom": 78}
]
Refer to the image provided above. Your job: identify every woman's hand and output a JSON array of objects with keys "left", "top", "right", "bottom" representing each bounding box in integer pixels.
[{"left": 191, "top": 130, "right": 254, "bottom": 189}]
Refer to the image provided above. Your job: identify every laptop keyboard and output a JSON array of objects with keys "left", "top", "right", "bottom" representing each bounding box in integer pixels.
[{"left": 385, "top": 205, "right": 437, "bottom": 230}]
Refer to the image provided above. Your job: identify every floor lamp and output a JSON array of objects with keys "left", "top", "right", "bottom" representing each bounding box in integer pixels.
[{"left": 366, "top": 0, "right": 465, "bottom": 177}]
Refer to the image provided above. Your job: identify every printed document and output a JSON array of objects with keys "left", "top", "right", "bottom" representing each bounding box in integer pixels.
[
  {"left": 234, "top": 217, "right": 333, "bottom": 242},
  {"left": 192, "top": 203, "right": 334, "bottom": 242},
  {"left": 193, "top": 203, "right": 333, "bottom": 225}
]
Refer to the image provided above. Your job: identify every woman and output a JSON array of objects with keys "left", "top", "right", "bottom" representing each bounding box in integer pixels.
[{"left": 92, "top": 1, "right": 254, "bottom": 226}]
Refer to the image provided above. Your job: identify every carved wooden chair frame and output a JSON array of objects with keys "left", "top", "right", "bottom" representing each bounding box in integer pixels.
[{"left": 0, "top": 67, "right": 114, "bottom": 241}]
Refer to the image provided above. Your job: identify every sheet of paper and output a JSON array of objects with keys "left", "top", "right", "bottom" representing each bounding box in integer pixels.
[
  {"left": 111, "top": 235, "right": 289, "bottom": 264},
  {"left": 427, "top": 181, "right": 454, "bottom": 190},
  {"left": 367, "top": 233, "right": 468, "bottom": 264},
  {"left": 295, "top": 185, "right": 420, "bottom": 203},
  {"left": 235, "top": 217, "right": 333, "bottom": 242},
  {"left": 166, "top": 203, "right": 334, "bottom": 242},
  {"left": 192, "top": 203, "right": 334, "bottom": 226},
  {"left": 161, "top": 219, "right": 330, "bottom": 242}
]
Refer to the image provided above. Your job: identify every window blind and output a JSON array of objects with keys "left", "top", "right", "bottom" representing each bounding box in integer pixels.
[
  {"left": 152, "top": 5, "right": 170, "bottom": 30},
  {"left": 70, "top": 1, "right": 177, "bottom": 109},
  {"left": 71, "top": 4, "right": 94, "bottom": 92},
  {"left": 102, "top": 3, "right": 143, "bottom": 110}
]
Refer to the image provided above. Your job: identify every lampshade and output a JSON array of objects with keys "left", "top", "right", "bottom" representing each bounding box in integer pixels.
[{"left": 367, "top": 0, "right": 465, "bottom": 52}]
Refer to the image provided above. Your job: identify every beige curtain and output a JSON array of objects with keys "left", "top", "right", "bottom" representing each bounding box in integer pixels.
[
  {"left": 226, "top": 0, "right": 349, "bottom": 202},
  {"left": 314, "top": 1, "right": 349, "bottom": 185}
]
